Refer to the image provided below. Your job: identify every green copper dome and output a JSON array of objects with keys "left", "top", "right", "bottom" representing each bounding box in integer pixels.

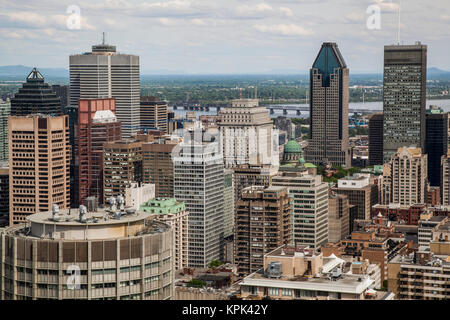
[{"left": 284, "top": 139, "right": 302, "bottom": 154}]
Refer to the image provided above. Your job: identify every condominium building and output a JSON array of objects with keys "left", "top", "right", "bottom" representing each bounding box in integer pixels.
[
  {"left": 333, "top": 175, "right": 378, "bottom": 221},
  {"left": 218, "top": 99, "right": 275, "bottom": 168},
  {"left": 239, "top": 246, "right": 393, "bottom": 300},
  {"left": 76, "top": 98, "right": 121, "bottom": 205},
  {"left": 272, "top": 171, "right": 329, "bottom": 251},
  {"left": 0, "top": 100, "right": 10, "bottom": 161},
  {"left": 328, "top": 194, "right": 350, "bottom": 243},
  {"left": 386, "top": 148, "right": 428, "bottom": 205},
  {"left": 140, "top": 198, "right": 189, "bottom": 270},
  {"left": 235, "top": 186, "right": 292, "bottom": 275},
  {"left": 305, "top": 42, "right": 351, "bottom": 168},
  {"left": 173, "top": 134, "right": 224, "bottom": 268},
  {"left": 140, "top": 96, "right": 168, "bottom": 134},
  {"left": 8, "top": 115, "right": 71, "bottom": 225},
  {"left": 0, "top": 204, "right": 174, "bottom": 300},
  {"left": 383, "top": 43, "right": 427, "bottom": 162},
  {"left": 70, "top": 40, "right": 140, "bottom": 138},
  {"left": 368, "top": 113, "right": 383, "bottom": 166},
  {"left": 11, "top": 68, "right": 62, "bottom": 116},
  {"left": 103, "top": 140, "right": 142, "bottom": 204},
  {"left": 232, "top": 164, "right": 278, "bottom": 204}
]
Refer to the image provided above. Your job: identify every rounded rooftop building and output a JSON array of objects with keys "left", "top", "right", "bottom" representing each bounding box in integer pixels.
[{"left": 0, "top": 201, "right": 174, "bottom": 300}]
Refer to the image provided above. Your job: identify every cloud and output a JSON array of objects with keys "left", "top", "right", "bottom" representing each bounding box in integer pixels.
[
  {"left": 279, "top": 7, "right": 293, "bottom": 17},
  {"left": 254, "top": 23, "right": 314, "bottom": 36},
  {"left": 3, "top": 11, "right": 96, "bottom": 31}
]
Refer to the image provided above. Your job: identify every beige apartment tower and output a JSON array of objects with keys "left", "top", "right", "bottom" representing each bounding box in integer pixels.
[
  {"left": 8, "top": 115, "right": 71, "bottom": 225},
  {"left": 386, "top": 148, "right": 427, "bottom": 206},
  {"left": 218, "top": 99, "right": 276, "bottom": 168}
]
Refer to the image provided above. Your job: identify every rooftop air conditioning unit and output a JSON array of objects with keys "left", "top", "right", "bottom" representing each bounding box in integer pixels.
[{"left": 266, "top": 261, "right": 282, "bottom": 279}]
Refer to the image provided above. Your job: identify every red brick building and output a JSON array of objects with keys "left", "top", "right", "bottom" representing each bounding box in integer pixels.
[
  {"left": 372, "top": 203, "right": 427, "bottom": 225},
  {"left": 76, "top": 98, "right": 121, "bottom": 205}
]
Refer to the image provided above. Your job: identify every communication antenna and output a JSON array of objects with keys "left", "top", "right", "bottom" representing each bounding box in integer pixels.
[{"left": 397, "top": 0, "right": 402, "bottom": 45}]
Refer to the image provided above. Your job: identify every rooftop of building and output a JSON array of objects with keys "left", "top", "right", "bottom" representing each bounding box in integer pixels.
[{"left": 140, "top": 198, "right": 186, "bottom": 215}]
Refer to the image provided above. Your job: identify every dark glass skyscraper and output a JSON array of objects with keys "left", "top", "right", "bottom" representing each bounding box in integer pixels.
[
  {"left": 10, "top": 68, "right": 61, "bottom": 116},
  {"left": 383, "top": 43, "right": 427, "bottom": 162},
  {"left": 369, "top": 113, "right": 384, "bottom": 166},
  {"left": 306, "top": 42, "right": 350, "bottom": 168},
  {"left": 426, "top": 112, "right": 448, "bottom": 186}
]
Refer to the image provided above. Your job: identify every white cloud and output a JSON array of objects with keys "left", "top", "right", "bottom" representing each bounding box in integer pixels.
[
  {"left": 279, "top": 7, "right": 293, "bottom": 17},
  {"left": 254, "top": 23, "right": 314, "bottom": 36}
]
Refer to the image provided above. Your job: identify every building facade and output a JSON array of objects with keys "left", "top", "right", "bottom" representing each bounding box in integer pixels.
[
  {"left": 8, "top": 115, "right": 71, "bottom": 225},
  {"left": 0, "top": 163, "right": 9, "bottom": 227},
  {"left": 306, "top": 42, "right": 351, "bottom": 168},
  {"left": 328, "top": 194, "right": 350, "bottom": 243},
  {"left": 383, "top": 43, "right": 427, "bottom": 162}
]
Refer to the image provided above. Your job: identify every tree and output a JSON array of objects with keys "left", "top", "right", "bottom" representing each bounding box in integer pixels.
[
  {"left": 209, "top": 260, "right": 222, "bottom": 268},
  {"left": 187, "top": 279, "right": 207, "bottom": 288}
]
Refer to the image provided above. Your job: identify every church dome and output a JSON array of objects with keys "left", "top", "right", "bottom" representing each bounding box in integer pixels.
[{"left": 284, "top": 139, "right": 302, "bottom": 154}]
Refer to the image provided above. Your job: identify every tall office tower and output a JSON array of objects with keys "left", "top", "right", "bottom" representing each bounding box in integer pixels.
[
  {"left": 140, "top": 198, "right": 189, "bottom": 271},
  {"left": 232, "top": 164, "right": 278, "bottom": 204},
  {"left": 103, "top": 140, "right": 142, "bottom": 204},
  {"left": 8, "top": 115, "right": 71, "bottom": 225},
  {"left": 11, "top": 68, "right": 62, "bottom": 116},
  {"left": 141, "top": 138, "right": 178, "bottom": 198},
  {"left": 0, "top": 163, "right": 9, "bottom": 227},
  {"left": 426, "top": 113, "right": 448, "bottom": 187},
  {"left": 328, "top": 194, "right": 350, "bottom": 243},
  {"left": 51, "top": 84, "right": 69, "bottom": 109},
  {"left": 235, "top": 186, "right": 292, "bottom": 275},
  {"left": 442, "top": 152, "right": 450, "bottom": 205},
  {"left": 140, "top": 96, "right": 168, "bottom": 134},
  {"left": 386, "top": 148, "right": 427, "bottom": 206},
  {"left": 0, "top": 100, "right": 10, "bottom": 161},
  {"left": 306, "top": 42, "right": 351, "bottom": 168},
  {"left": 173, "top": 135, "right": 224, "bottom": 268},
  {"left": 368, "top": 113, "right": 384, "bottom": 166},
  {"left": 333, "top": 175, "right": 379, "bottom": 221},
  {"left": 223, "top": 170, "right": 235, "bottom": 239},
  {"left": 76, "top": 98, "right": 121, "bottom": 205},
  {"left": 383, "top": 43, "right": 427, "bottom": 162},
  {"left": 272, "top": 172, "right": 329, "bottom": 251},
  {"left": 70, "top": 40, "right": 140, "bottom": 138},
  {"left": 218, "top": 99, "right": 275, "bottom": 168}
]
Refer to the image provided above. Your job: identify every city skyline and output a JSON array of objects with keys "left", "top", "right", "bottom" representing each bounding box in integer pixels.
[{"left": 1, "top": 0, "right": 450, "bottom": 74}]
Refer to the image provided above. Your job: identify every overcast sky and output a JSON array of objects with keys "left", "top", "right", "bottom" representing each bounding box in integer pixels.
[{"left": 0, "top": 0, "right": 449, "bottom": 74}]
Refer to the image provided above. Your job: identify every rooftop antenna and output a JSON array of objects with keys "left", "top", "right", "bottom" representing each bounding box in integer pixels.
[{"left": 397, "top": 0, "right": 401, "bottom": 45}]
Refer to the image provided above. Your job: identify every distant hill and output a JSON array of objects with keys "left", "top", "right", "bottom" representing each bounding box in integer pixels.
[{"left": 0, "top": 65, "right": 68, "bottom": 80}]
